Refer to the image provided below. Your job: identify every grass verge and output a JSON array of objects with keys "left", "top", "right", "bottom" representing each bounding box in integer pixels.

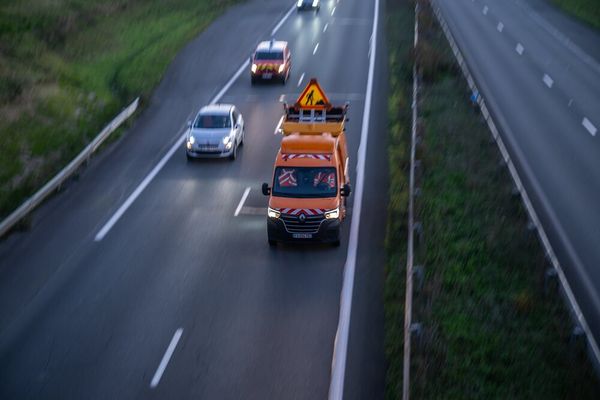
[
  {"left": 551, "top": 0, "right": 600, "bottom": 30},
  {"left": 384, "top": 0, "right": 600, "bottom": 398},
  {"left": 0, "top": 0, "right": 239, "bottom": 219}
]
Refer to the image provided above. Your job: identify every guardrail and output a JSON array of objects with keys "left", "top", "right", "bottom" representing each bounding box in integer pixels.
[
  {"left": 429, "top": 0, "right": 600, "bottom": 369},
  {"left": 0, "top": 97, "right": 140, "bottom": 239}
]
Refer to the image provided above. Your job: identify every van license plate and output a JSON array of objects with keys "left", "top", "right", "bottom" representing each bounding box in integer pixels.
[
  {"left": 262, "top": 73, "right": 272, "bottom": 79},
  {"left": 293, "top": 233, "right": 312, "bottom": 239}
]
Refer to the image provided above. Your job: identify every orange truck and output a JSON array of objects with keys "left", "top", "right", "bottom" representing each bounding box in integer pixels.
[{"left": 262, "top": 79, "right": 351, "bottom": 246}]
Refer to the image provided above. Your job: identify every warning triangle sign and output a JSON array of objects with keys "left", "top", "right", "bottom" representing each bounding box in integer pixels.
[{"left": 296, "top": 78, "right": 330, "bottom": 110}]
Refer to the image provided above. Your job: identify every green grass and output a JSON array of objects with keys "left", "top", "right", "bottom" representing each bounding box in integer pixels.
[
  {"left": 552, "top": 0, "right": 600, "bottom": 30},
  {"left": 0, "top": 0, "right": 239, "bottom": 219},
  {"left": 384, "top": 0, "right": 600, "bottom": 398}
]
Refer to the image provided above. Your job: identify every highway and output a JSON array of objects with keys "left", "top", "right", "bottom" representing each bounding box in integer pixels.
[
  {"left": 435, "top": 0, "right": 600, "bottom": 354},
  {"left": 0, "top": 0, "right": 387, "bottom": 399}
]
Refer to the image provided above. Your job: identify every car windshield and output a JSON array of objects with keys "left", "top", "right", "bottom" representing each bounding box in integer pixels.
[
  {"left": 255, "top": 51, "right": 284, "bottom": 61},
  {"left": 272, "top": 167, "right": 337, "bottom": 198},
  {"left": 194, "top": 114, "right": 231, "bottom": 129}
]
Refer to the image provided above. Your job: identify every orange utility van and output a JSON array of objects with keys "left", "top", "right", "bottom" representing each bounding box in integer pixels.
[{"left": 262, "top": 79, "right": 351, "bottom": 246}]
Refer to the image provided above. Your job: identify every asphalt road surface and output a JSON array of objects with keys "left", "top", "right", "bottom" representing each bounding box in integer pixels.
[
  {"left": 0, "top": 0, "right": 387, "bottom": 399},
  {"left": 435, "top": 0, "right": 600, "bottom": 354}
]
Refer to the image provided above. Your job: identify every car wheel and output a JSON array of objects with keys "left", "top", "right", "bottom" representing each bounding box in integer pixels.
[
  {"left": 186, "top": 152, "right": 192, "bottom": 161},
  {"left": 268, "top": 239, "right": 277, "bottom": 246},
  {"left": 239, "top": 129, "right": 245, "bottom": 147},
  {"left": 229, "top": 143, "right": 237, "bottom": 161},
  {"left": 251, "top": 76, "right": 256, "bottom": 85},
  {"left": 332, "top": 239, "right": 341, "bottom": 247}
]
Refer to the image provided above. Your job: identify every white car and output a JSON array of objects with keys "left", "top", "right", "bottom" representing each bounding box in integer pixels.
[
  {"left": 297, "top": 0, "right": 320, "bottom": 12},
  {"left": 185, "top": 104, "right": 245, "bottom": 161}
]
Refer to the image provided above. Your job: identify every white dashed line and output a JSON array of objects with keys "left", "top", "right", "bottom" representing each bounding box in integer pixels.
[
  {"left": 516, "top": 43, "right": 524, "bottom": 55},
  {"left": 297, "top": 72, "right": 305, "bottom": 87},
  {"left": 150, "top": 328, "right": 183, "bottom": 388},
  {"left": 497, "top": 22, "right": 504, "bottom": 32},
  {"left": 568, "top": 99, "right": 573, "bottom": 107},
  {"left": 313, "top": 42, "right": 319, "bottom": 55},
  {"left": 278, "top": 94, "right": 285, "bottom": 102},
  {"left": 583, "top": 118, "right": 597, "bottom": 136},
  {"left": 234, "top": 187, "right": 251, "bottom": 216},
  {"left": 323, "top": 23, "right": 329, "bottom": 33},
  {"left": 331, "top": 6, "right": 336, "bottom": 16},
  {"left": 483, "top": 6, "right": 488, "bottom": 15},
  {"left": 543, "top": 74, "right": 554, "bottom": 88}
]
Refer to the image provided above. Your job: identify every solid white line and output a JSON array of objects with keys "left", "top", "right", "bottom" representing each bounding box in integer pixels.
[
  {"left": 274, "top": 115, "right": 284, "bottom": 135},
  {"left": 323, "top": 23, "right": 329, "bottom": 33},
  {"left": 313, "top": 43, "right": 319, "bottom": 55},
  {"left": 483, "top": 6, "right": 488, "bottom": 15},
  {"left": 234, "top": 187, "right": 251, "bottom": 216},
  {"left": 516, "top": 43, "right": 524, "bottom": 55},
  {"left": 543, "top": 73, "right": 554, "bottom": 88},
  {"left": 497, "top": 22, "right": 504, "bottom": 32},
  {"left": 150, "top": 328, "right": 183, "bottom": 388},
  {"left": 209, "top": 60, "right": 250, "bottom": 105},
  {"left": 583, "top": 117, "right": 597, "bottom": 136},
  {"left": 328, "top": 0, "right": 378, "bottom": 398},
  {"left": 271, "top": 3, "right": 297, "bottom": 37},
  {"left": 297, "top": 72, "right": 305, "bottom": 87},
  {"left": 331, "top": 6, "right": 336, "bottom": 16}
]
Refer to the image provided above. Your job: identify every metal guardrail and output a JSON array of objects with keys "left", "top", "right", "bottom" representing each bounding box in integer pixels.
[
  {"left": 429, "top": 0, "right": 600, "bottom": 368},
  {"left": 0, "top": 97, "right": 139, "bottom": 238}
]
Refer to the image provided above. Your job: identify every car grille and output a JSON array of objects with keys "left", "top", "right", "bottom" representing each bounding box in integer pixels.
[
  {"left": 195, "top": 144, "right": 220, "bottom": 153},
  {"left": 280, "top": 214, "right": 325, "bottom": 234}
]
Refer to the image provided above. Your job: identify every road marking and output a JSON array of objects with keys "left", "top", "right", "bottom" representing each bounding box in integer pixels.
[
  {"left": 483, "top": 5, "right": 488, "bottom": 15},
  {"left": 497, "top": 22, "right": 504, "bottom": 32},
  {"left": 323, "top": 23, "right": 329, "bottom": 33},
  {"left": 234, "top": 187, "right": 251, "bottom": 216},
  {"left": 271, "top": 3, "right": 297, "bottom": 37},
  {"left": 313, "top": 42, "right": 319, "bottom": 55},
  {"left": 328, "top": 0, "right": 378, "bottom": 398},
  {"left": 279, "top": 94, "right": 285, "bottom": 102},
  {"left": 583, "top": 118, "right": 597, "bottom": 136},
  {"left": 150, "top": 328, "right": 183, "bottom": 388},
  {"left": 543, "top": 73, "right": 554, "bottom": 88},
  {"left": 568, "top": 99, "right": 573, "bottom": 107},
  {"left": 297, "top": 72, "right": 305, "bottom": 87},
  {"left": 331, "top": 6, "right": 336, "bottom": 16},
  {"left": 274, "top": 115, "right": 284, "bottom": 135},
  {"left": 516, "top": 43, "right": 524, "bottom": 55}
]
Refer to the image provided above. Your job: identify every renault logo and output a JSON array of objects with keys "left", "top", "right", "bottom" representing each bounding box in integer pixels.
[{"left": 299, "top": 214, "right": 306, "bottom": 223}]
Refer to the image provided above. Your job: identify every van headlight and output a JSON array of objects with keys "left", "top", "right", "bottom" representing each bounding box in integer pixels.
[
  {"left": 312, "top": 0, "right": 319, "bottom": 7},
  {"left": 268, "top": 207, "right": 281, "bottom": 219},
  {"left": 324, "top": 208, "right": 339, "bottom": 219},
  {"left": 251, "top": 63, "right": 257, "bottom": 73},
  {"left": 297, "top": 0, "right": 302, "bottom": 7},
  {"left": 278, "top": 64, "right": 285, "bottom": 73}
]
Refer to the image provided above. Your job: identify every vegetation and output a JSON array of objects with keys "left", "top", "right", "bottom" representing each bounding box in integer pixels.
[
  {"left": 552, "top": 0, "right": 600, "bottom": 30},
  {"left": 384, "top": 0, "right": 600, "bottom": 398},
  {"left": 0, "top": 0, "right": 237, "bottom": 219}
]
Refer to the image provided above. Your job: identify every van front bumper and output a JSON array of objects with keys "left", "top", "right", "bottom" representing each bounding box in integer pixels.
[{"left": 267, "top": 217, "right": 340, "bottom": 243}]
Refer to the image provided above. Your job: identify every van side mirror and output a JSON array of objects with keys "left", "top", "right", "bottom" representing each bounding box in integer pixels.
[
  {"left": 341, "top": 184, "right": 351, "bottom": 197},
  {"left": 262, "top": 183, "right": 271, "bottom": 196}
]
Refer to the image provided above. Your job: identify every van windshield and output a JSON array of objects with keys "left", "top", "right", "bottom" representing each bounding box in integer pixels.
[
  {"left": 272, "top": 167, "right": 337, "bottom": 198},
  {"left": 255, "top": 51, "right": 284, "bottom": 61}
]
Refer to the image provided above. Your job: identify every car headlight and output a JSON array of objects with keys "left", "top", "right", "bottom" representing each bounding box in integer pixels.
[
  {"left": 312, "top": 0, "right": 318, "bottom": 6},
  {"left": 251, "top": 63, "right": 257, "bottom": 73},
  {"left": 189, "top": 136, "right": 195, "bottom": 144},
  {"left": 324, "top": 208, "right": 339, "bottom": 219},
  {"left": 268, "top": 207, "right": 281, "bottom": 219},
  {"left": 222, "top": 135, "right": 231, "bottom": 145},
  {"left": 278, "top": 64, "right": 284, "bottom": 73},
  {"left": 297, "top": 0, "right": 302, "bottom": 6}
]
